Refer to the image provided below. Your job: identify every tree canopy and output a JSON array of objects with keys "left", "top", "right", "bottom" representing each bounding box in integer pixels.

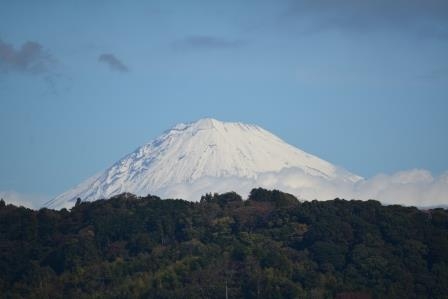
[{"left": 1, "top": 189, "right": 447, "bottom": 298}]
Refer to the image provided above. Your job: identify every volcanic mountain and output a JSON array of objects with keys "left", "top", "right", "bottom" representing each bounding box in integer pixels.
[{"left": 47, "top": 118, "right": 362, "bottom": 209}]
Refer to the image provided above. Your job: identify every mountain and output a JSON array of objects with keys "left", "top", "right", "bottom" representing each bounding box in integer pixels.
[{"left": 47, "top": 118, "right": 362, "bottom": 209}]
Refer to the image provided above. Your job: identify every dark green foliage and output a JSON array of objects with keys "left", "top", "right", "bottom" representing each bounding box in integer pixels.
[
  {"left": 249, "top": 188, "right": 298, "bottom": 207},
  {"left": 0, "top": 189, "right": 447, "bottom": 298},
  {"left": 200, "top": 191, "right": 243, "bottom": 207}
]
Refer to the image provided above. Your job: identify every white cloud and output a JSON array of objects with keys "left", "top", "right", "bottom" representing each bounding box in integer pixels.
[
  {"left": 155, "top": 167, "right": 448, "bottom": 208},
  {"left": 353, "top": 169, "right": 448, "bottom": 207},
  {"left": 0, "top": 191, "right": 48, "bottom": 209},
  {"left": 4, "top": 168, "right": 447, "bottom": 210}
]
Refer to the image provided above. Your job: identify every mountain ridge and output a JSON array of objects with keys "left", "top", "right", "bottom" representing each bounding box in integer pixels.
[{"left": 48, "top": 118, "right": 362, "bottom": 209}]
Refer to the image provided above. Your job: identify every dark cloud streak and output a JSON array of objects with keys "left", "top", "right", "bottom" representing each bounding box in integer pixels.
[
  {"left": 172, "top": 35, "right": 245, "bottom": 50},
  {"left": 0, "top": 39, "right": 56, "bottom": 74},
  {"left": 98, "top": 53, "right": 129, "bottom": 72}
]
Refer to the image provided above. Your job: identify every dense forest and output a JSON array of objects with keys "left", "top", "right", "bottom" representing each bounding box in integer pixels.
[{"left": 1, "top": 189, "right": 447, "bottom": 298}]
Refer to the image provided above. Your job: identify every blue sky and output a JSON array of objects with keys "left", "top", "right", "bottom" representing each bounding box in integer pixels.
[{"left": 1, "top": 0, "right": 447, "bottom": 206}]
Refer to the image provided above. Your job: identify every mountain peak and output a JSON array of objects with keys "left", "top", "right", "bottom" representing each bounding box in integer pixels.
[
  {"left": 175, "top": 118, "right": 260, "bottom": 132},
  {"left": 193, "top": 117, "right": 221, "bottom": 127},
  {"left": 181, "top": 118, "right": 224, "bottom": 131},
  {"left": 48, "top": 119, "right": 362, "bottom": 209}
]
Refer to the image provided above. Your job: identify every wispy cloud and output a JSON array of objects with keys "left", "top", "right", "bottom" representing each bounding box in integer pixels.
[
  {"left": 155, "top": 168, "right": 448, "bottom": 208},
  {"left": 0, "top": 39, "right": 56, "bottom": 74},
  {"left": 285, "top": 0, "right": 448, "bottom": 37},
  {"left": 172, "top": 35, "right": 245, "bottom": 50},
  {"left": 7, "top": 167, "right": 447, "bottom": 210},
  {"left": 98, "top": 53, "right": 129, "bottom": 72},
  {"left": 0, "top": 190, "right": 48, "bottom": 209}
]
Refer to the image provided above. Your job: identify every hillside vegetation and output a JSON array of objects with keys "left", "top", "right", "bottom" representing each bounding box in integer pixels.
[{"left": 1, "top": 189, "right": 447, "bottom": 298}]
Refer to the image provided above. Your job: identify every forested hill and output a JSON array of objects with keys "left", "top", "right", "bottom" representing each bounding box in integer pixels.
[{"left": 1, "top": 189, "right": 447, "bottom": 298}]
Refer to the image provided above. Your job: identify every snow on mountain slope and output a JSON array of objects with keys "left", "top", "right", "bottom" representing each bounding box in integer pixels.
[{"left": 47, "top": 118, "right": 362, "bottom": 209}]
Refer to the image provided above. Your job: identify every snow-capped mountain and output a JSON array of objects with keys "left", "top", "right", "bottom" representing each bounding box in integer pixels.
[{"left": 47, "top": 118, "right": 362, "bottom": 209}]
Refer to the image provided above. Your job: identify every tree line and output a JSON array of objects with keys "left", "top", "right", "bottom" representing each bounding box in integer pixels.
[{"left": 0, "top": 189, "right": 447, "bottom": 298}]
